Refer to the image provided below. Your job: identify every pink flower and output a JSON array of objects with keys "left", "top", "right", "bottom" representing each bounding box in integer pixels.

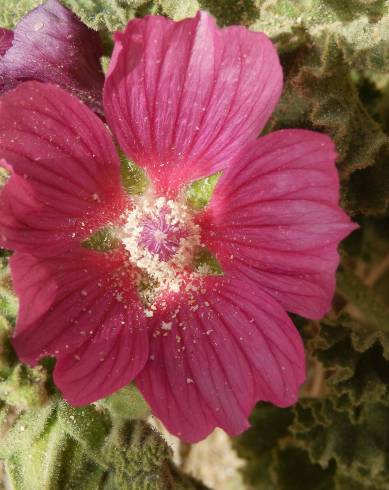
[
  {"left": 0, "top": 0, "right": 104, "bottom": 113},
  {"left": 0, "top": 12, "right": 356, "bottom": 442}
]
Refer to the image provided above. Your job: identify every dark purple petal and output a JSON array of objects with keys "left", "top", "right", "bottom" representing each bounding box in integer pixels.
[
  {"left": 0, "top": 0, "right": 104, "bottom": 113},
  {"left": 0, "top": 28, "right": 13, "bottom": 56},
  {"left": 0, "top": 29, "right": 14, "bottom": 93}
]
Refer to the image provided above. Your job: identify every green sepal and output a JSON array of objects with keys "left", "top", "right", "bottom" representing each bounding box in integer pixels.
[
  {"left": 120, "top": 156, "right": 149, "bottom": 196},
  {"left": 185, "top": 173, "right": 221, "bottom": 210},
  {"left": 193, "top": 247, "right": 223, "bottom": 275},
  {"left": 82, "top": 227, "right": 120, "bottom": 252}
]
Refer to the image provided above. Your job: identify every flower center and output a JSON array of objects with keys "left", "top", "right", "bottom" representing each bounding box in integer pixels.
[
  {"left": 121, "top": 195, "right": 200, "bottom": 306},
  {"left": 138, "top": 212, "right": 185, "bottom": 261}
]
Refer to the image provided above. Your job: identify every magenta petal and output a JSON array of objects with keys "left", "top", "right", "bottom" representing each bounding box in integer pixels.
[
  {"left": 104, "top": 11, "right": 282, "bottom": 194},
  {"left": 0, "top": 0, "right": 104, "bottom": 112},
  {"left": 11, "top": 249, "right": 149, "bottom": 405},
  {"left": 0, "top": 82, "right": 126, "bottom": 255},
  {"left": 0, "top": 28, "right": 13, "bottom": 56},
  {"left": 136, "top": 276, "right": 304, "bottom": 443},
  {"left": 202, "top": 130, "right": 358, "bottom": 319}
]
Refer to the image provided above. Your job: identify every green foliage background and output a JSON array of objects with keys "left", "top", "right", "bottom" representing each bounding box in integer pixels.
[{"left": 1, "top": 0, "right": 389, "bottom": 489}]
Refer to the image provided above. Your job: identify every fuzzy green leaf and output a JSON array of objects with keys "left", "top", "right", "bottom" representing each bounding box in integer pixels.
[
  {"left": 0, "top": 403, "right": 56, "bottom": 459},
  {"left": 100, "top": 384, "right": 150, "bottom": 423},
  {"left": 253, "top": 0, "right": 389, "bottom": 71},
  {"left": 234, "top": 403, "right": 335, "bottom": 490},
  {"left": 265, "top": 31, "right": 389, "bottom": 215},
  {"left": 292, "top": 399, "right": 389, "bottom": 490},
  {"left": 0, "top": 402, "right": 208, "bottom": 489},
  {"left": 57, "top": 402, "right": 112, "bottom": 450},
  {"left": 199, "top": 0, "right": 260, "bottom": 26},
  {"left": 158, "top": 0, "right": 199, "bottom": 19}
]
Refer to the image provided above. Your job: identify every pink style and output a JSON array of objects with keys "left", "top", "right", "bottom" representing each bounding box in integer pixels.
[{"left": 0, "top": 12, "right": 356, "bottom": 442}]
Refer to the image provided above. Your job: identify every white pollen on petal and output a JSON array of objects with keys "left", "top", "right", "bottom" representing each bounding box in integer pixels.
[
  {"left": 161, "top": 321, "right": 172, "bottom": 331},
  {"left": 33, "top": 21, "right": 44, "bottom": 31},
  {"left": 115, "top": 292, "right": 123, "bottom": 302}
]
